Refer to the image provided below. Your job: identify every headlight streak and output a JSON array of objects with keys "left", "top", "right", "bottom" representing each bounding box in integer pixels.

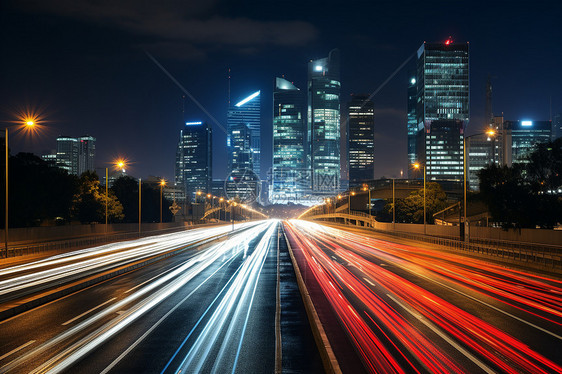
[
  {"left": 285, "top": 220, "right": 562, "bottom": 374},
  {"left": 0, "top": 222, "right": 269, "bottom": 374},
  {"left": 173, "top": 221, "right": 278, "bottom": 374},
  {"left": 0, "top": 224, "right": 254, "bottom": 300}
]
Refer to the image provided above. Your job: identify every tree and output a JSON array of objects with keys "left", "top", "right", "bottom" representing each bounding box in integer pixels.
[
  {"left": 478, "top": 139, "right": 562, "bottom": 229},
  {"left": 381, "top": 182, "right": 448, "bottom": 224},
  {"left": 111, "top": 176, "right": 139, "bottom": 223},
  {"left": 72, "top": 171, "right": 124, "bottom": 224},
  {"left": 4, "top": 153, "right": 78, "bottom": 227}
]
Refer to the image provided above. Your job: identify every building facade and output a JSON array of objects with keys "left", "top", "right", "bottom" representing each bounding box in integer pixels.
[
  {"left": 175, "top": 121, "right": 212, "bottom": 201},
  {"left": 308, "top": 49, "right": 341, "bottom": 193},
  {"left": 227, "top": 90, "right": 261, "bottom": 177},
  {"left": 415, "top": 40, "right": 469, "bottom": 181},
  {"left": 347, "top": 94, "right": 374, "bottom": 186},
  {"left": 407, "top": 76, "right": 417, "bottom": 176},
  {"left": 77, "top": 135, "right": 96, "bottom": 176},
  {"left": 505, "top": 120, "right": 552, "bottom": 163},
  {"left": 272, "top": 77, "right": 307, "bottom": 204}
]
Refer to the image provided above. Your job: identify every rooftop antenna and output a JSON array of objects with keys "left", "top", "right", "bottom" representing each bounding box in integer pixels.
[{"left": 550, "top": 95, "right": 552, "bottom": 121}]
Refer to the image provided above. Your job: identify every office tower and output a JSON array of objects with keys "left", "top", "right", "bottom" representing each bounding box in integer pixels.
[
  {"left": 272, "top": 77, "right": 306, "bottom": 204},
  {"left": 175, "top": 121, "right": 212, "bottom": 201},
  {"left": 407, "top": 76, "right": 417, "bottom": 176},
  {"left": 77, "top": 135, "right": 96, "bottom": 175},
  {"left": 308, "top": 49, "right": 341, "bottom": 193},
  {"left": 347, "top": 94, "right": 374, "bottom": 186},
  {"left": 504, "top": 120, "right": 552, "bottom": 163},
  {"left": 56, "top": 136, "right": 78, "bottom": 175},
  {"left": 227, "top": 90, "right": 261, "bottom": 176},
  {"left": 415, "top": 39, "right": 469, "bottom": 181}
]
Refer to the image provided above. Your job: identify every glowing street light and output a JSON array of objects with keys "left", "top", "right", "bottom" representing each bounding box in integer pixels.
[{"left": 160, "top": 179, "right": 166, "bottom": 223}]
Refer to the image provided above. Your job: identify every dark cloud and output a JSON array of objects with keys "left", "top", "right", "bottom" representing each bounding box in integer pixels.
[{"left": 9, "top": 0, "right": 318, "bottom": 50}]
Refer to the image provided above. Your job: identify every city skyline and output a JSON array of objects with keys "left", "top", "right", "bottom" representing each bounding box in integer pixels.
[{"left": 2, "top": 1, "right": 561, "bottom": 184}]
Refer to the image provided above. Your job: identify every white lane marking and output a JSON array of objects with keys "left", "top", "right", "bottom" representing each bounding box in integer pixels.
[
  {"left": 405, "top": 267, "right": 562, "bottom": 341},
  {"left": 124, "top": 262, "right": 186, "bottom": 294},
  {"left": 0, "top": 341, "right": 35, "bottom": 361},
  {"left": 363, "top": 277, "right": 376, "bottom": 287},
  {"left": 62, "top": 298, "right": 116, "bottom": 326},
  {"left": 380, "top": 263, "right": 388, "bottom": 266},
  {"left": 116, "top": 311, "right": 125, "bottom": 315},
  {"left": 386, "top": 294, "right": 495, "bottom": 374}
]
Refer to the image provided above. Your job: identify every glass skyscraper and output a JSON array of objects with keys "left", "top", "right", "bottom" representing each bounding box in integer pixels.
[
  {"left": 347, "top": 94, "right": 374, "bottom": 186},
  {"left": 227, "top": 90, "right": 261, "bottom": 176},
  {"left": 416, "top": 40, "right": 469, "bottom": 181},
  {"left": 175, "top": 121, "right": 212, "bottom": 201},
  {"left": 505, "top": 120, "right": 551, "bottom": 163},
  {"left": 407, "top": 76, "right": 417, "bottom": 177},
  {"left": 55, "top": 135, "right": 95, "bottom": 176},
  {"left": 272, "top": 77, "right": 307, "bottom": 204},
  {"left": 308, "top": 49, "right": 341, "bottom": 193}
]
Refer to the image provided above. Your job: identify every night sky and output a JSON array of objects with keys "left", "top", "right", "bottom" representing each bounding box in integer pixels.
[{"left": 1, "top": 0, "right": 561, "bottom": 183}]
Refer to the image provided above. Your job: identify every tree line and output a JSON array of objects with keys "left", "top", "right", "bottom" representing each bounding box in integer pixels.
[
  {"left": 0, "top": 153, "right": 173, "bottom": 228},
  {"left": 376, "top": 138, "right": 562, "bottom": 229}
]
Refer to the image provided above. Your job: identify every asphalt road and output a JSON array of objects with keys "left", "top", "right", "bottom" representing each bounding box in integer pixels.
[
  {"left": 284, "top": 220, "right": 562, "bottom": 374},
  {"left": 0, "top": 220, "right": 322, "bottom": 374}
]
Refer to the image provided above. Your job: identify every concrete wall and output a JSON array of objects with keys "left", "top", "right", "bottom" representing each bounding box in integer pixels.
[{"left": 0, "top": 222, "right": 187, "bottom": 245}]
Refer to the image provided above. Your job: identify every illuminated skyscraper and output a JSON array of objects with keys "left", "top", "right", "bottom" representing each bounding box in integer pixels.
[
  {"left": 505, "top": 120, "right": 551, "bottom": 163},
  {"left": 56, "top": 136, "right": 78, "bottom": 175},
  {"left": 347, "top": 94, "right": 374, "bottom": 186},
  {"left": 77, "top": 135, "right": 96, "bottom": 175},
  {"left": 415, "top": 39, "right": 469, "bottom": 181},
  {"left": 308, "top": 49, "right": 341, "bottom": 193},
  {"left": 407, "top": 76, "right": 417, "bottom": 176},
  {"left": 227, "top": 90, "right": 261, "bottom": 176},
  {"left": 175, "top": 121, "right": 212, "bottom": 201},
  {"left": 272, "top": 77, "right": 307, "bottom": 203}
]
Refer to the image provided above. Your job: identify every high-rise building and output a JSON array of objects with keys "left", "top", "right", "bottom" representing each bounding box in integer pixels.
[
  {"left": 504, "top": 120, "right": 551, "bottom": 163},
  {"left": 308, "top": 49, "right": 341, "bottom": 193},
  {"left": 77, "top": 135, "right": 96, "bottom": 175},
  {"left": 56, "top": 136, "right": 78, "bottom": 175},
  {"left": 415, "top": 39, "right": 469, "bottom": 181},
  {"left": 227, "top": 90, "right": 261, "bottom": 176},
  {"left": 175, "top": 121, "right": 212, "bottom": 201},
  {"left": 347, "top": 94, "right": 374, "bottom": 186},
  {"left": 407, "top": 76, "right": 417, "bottom": 176},
  {"left": 272, "top": 77, "right": 307, "bottom": 204}
]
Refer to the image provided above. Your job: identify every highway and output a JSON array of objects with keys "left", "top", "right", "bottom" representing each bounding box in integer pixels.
[
  {"left": 284, "top": 220, "right": 562, "bottom": 374},
  {"left": 0, "top": 220, "right": 322, "bottom": 373}
]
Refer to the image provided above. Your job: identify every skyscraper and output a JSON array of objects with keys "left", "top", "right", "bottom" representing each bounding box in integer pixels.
[
  {"left": 504, "top": 120, "right": 551, "bottom": 163},
  {"left": 175, "top": 121, "right": 212, "bottom": 201},
  {"left": 272, "top": 77, "right": 307, "bottom": 204},
  {"left": 227, "top": 90, "right": 261, "bottom": 176},
  {"left": 415, "top": 39, "right": 469, "bottom": 181},
  {"left": 77, "top": 135, "right": 96, "bottom": 175},
  {"left": 308, "top": 49, "right": 341, "bottom": 193},
  {"left": 56, "top": 136, "right": 78, "bottom": 175},
  {"left": 347, "top": 94, "right": 374, "bottom": 186},
  {"left": 407, "top": 76, "right": 417, "bottom": 176}
]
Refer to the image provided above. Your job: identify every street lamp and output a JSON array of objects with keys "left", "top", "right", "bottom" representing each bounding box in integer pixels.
[
  {"left": 160, "top": 179, "right": 166, "bottom": 223},
  {"left": 219, "top": 197, "right": 224, "bottom": 221},
  {"left": 413, "top": 162, "right": 426, "bottom": 235},
  {"left": 362, "top": 184, "right": 371, "bottom": 220},
  {"left": 3, "top": 119, "right": 36, "bottom": 258}
]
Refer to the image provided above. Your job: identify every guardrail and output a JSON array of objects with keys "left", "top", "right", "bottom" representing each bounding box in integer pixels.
[{"left": 303, "top": 211, "right": 562, "bottom": 270}]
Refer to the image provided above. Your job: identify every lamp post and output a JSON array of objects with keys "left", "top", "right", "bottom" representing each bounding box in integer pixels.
[
  {"left": 219, "top": 197, "right": 224, "bottom": 221},
  {"left": 160, "top": 179, "right": 166, "bottom": 223},
  {"left": 392, "top": 178, "right": 396, "bottom": 230},
  {"left": 3, "top": 120, "right": 36, "bottom": 258},
  {"left": 413, "top": 163, "right": 426, "bottom": 235},
  {"left": 362, "top": 184, "right": 371, "bottom": 219}
]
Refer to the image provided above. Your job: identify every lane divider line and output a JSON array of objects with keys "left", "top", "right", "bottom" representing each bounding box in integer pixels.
[
  {"left": 62, "top": 298, "right": 116, "bottom": 326},
  {"left": 0, "top": 341, "right": 35, "bottom": 362}
]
